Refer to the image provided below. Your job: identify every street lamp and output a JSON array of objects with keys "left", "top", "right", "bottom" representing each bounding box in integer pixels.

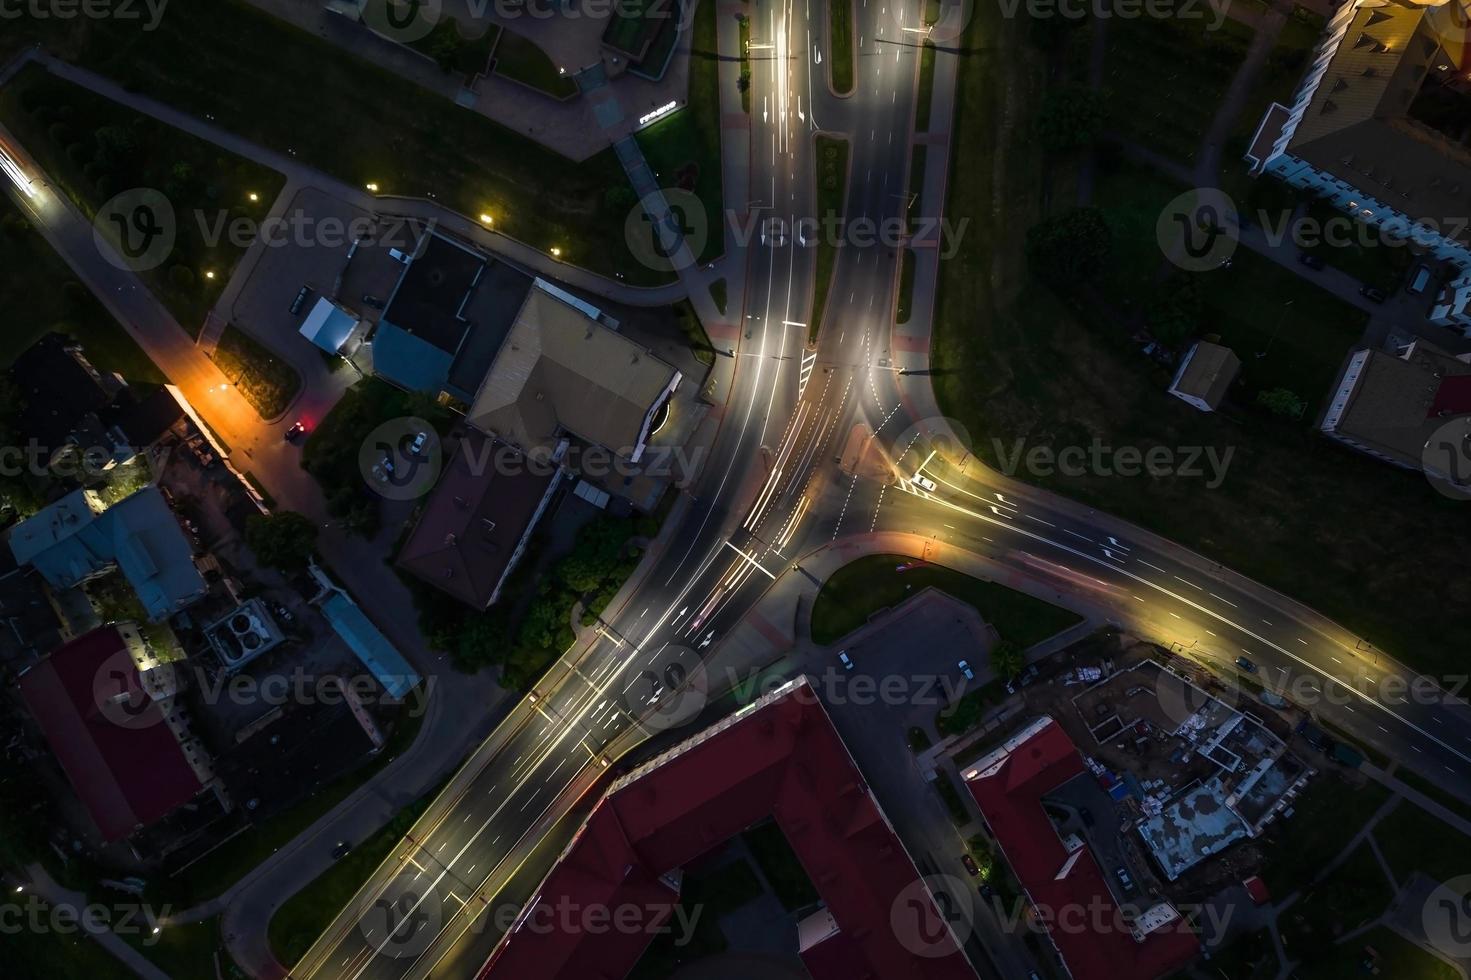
[
  {"left": 479, "top": 213, "right": 493, "bottom": 226},
  {"left": 550, "top": 247, "right": 562, "bottom": 258},
  {"left": 365, "top": 182, "right": 379, "bottom": 192},
  {"left": 205, "top": 270, "right": 216, "bottom": 280},
  {"left": 248, "top": 192, "right": 259, "bottom": 203}
]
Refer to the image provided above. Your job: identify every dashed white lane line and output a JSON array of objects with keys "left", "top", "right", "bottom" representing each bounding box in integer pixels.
[
  {"left": 1174, "top": 576, "right": 1202, "bottom": 590},
  {"left": 1210, "top": 592, "right": 1237, "bottom": 608},
  {"left": 1139, "top": 559, "right": 1166, "bottom": 573},
  {"left": 1025, "top": 514, "right": 1055, "bottom": 528}
]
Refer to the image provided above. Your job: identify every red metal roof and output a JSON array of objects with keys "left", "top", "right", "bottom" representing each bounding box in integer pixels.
[
  {"left": 479, "top": 679, "right": 977, "bottom": 980},
  {"left": 1430, "top": 376, "right": 1471, "bottom": 418},
  {"left": 1243, "top": 876, "right": 1271, "bottom": 906},
  {"left": 18, "top": 627, "right": 203, "bottom": 841},
  {"left": 963, "top": 718, "right": 1199, "bottom": 980}
]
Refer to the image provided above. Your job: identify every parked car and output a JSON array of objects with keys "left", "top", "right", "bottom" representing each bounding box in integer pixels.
[
  {"left": 1079, "top": 806, "right": 1094, "bottom": 827},
  {"left": 409, "top": 431, "right": 429, "bottom": 455},
  {"left": 1297, "top": 251, "right": 1325, "bottom": 270},
  {"left": 331, "top": 840, "right": 352, "bottom": 859},
  {"left": 961, "top": 854, "right": 980, "bottom": 877},
  {"left": 284, "top": 419, "right": 307, "bottom": 442},
  {"left": 979, "top": 882, "right": 995, "bottom": 899},
  {"left": 1235, "top": 656, "right": 1259, "bottom": 674},
  {"left": 362, "top": 294, "right": 386, "bottom": 310},
  {"left": 958, "top": 659, "right": 975, "bottom": 681},
  {"left": 289, "top": 285, "right": 313, "bottom": 315},
  {"left": 911, "top": 473, "right": 938, "bottom": 493},
  {"left": 838, "top": 650, "right": 854, "bottom": 671},
  {"left": 1359, "top": 285, "right": 1387, "bottom": 303},
  {"left": 1114, "top": 865, "right": 1136, "bottom": 894}
]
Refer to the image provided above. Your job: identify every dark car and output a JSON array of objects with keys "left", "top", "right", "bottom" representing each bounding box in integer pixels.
[
  {"left": 1359, "top": 285, "right": 1387, "bottom": 303},
  {"left": 289, "top": 285, "right": 313, "bottom": 315},
  {"left": 1079, "top": 807, "right": 1095, "bottom": 827},
  {"left": 979, "top": 882, "right": 995, "bottom": 900},
  {"left": 961, "top": 854, "right": 980, "bottom": 877},
  {"left": 362, "top": 294, "right": 386, "bottom": 310},
  {"left": 1235, "top": 656, "right": 1259, "bottom": 674},
  {"left": 1297, "top": 251, "right": 1326, "bottom": 270},
  {"left": 331, "top": 840, "right": 352, "bottom": 859},
  {"left": 284, "top": 419, "right": 307, "bottom": 443}
]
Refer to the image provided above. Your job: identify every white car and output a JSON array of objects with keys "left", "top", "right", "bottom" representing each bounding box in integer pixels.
[
  {"left": 838, "top": 650, "right": 854, "bottom": 671},
  {"left": 911, "top": 473, "right": 938, "bottom": 493},
  {"left": 958, "top": 660, "right": 974, "bottom": 680},
  {"left": 409, "top": 431, "right": 428, "bottom": 455}
]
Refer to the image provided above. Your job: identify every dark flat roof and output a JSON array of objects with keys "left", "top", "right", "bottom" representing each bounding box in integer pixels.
[
  {"left": 396, "top": 430, "right": 557, "bottom": 609},
  {"left": 382, "top": 234, "right": 486, "bottom": 355},
  {"left": 446, "top": 260, "right": 533, "bottom": 400}
]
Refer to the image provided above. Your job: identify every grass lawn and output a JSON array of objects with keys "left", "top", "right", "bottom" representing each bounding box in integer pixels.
[
  {"left": 829, "top": 0, "right": 854, "bottom": 93},
  {"left": 933, "top": 18, "right": 1471, "bottom": 679},
  {"left": 268, "top": 791, "right": 435, "bottom": 967},
  {"left": 161, "top": 702, "right": 424, "bottom": 906},
  {"left": 810, "top": 134, "right": 849, "bottom": 342},
  {"left": 37, "top": 0, "right": 662, "bottom": 283},
  {"left": 740, "top": 14, "right": 752, "bottom": 113},
  {"left": 211, "top": 325, "right": 301, "bottom": 420},
  {"left": 493, "top": 29, "right": 578, "bottom": 99},
  {"left": 1300, "top": 925, "right": 1459, "bottom": 980},
  {"left": 711, "top": 277, "right": 727, "bottom": 314},
  {"left": 1396, "top": 769, "right": 1471, "bottom": 824},
  {"left": 121, "top": 916, "right": 227, "bottom": 979},
  {"left": 933, "top": 768, "right": 972, "bottom": 824},
  {"left": 1375, "top": 796, "right": 1471, "bottom": 886},
  {"left": 634, "top": 0, "right": 725, "bottom": 265},
  {"left": 301, "top": 378, "right": 455, "bottom": 537},
  {"left": 1254, "top": 774, "right": 1390, "bottom": 898},
  {"left": 897, "top": 247, "right": 916, "bottom": 323},
  {"left": 7, "top": 913, "right": 136, "bottom": 979},
  {"left": 674, "top": 299, "right": 716, "bottom": 366},
  {"left": 1209, "top": 927, "right": 1277, "bottom": 980},
  {"left": 0, "top": 196, "right": 163, "bottom": 383},
  {"left": 810, "top": 553, "right": 1082, "bottom": 646},
  {"left": 744, "top": 820, "right": 820, "bottom": 911},
  {"left": 1102, "top": 14, "right": 1254, "bottom": 165},
  {"left": 1279, "top": 843, "right": 1397, "bottom": 960},
  {"left": 1298, "top": 198, "right": 1417, "bottom": 293},
  {"left": 915, "top": 42, "right": 936, "bottom": 132},
  {"left": 0, "top": 63, "right": 287, "bottom": 336},
  {"left": 407, "top": 17, "right": 499, "bottom": 78}
]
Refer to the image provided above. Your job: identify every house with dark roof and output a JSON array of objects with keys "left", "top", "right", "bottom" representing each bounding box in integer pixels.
[
  {"left": 961, "top": 717, "right": 1200, "bottom": 980},
  {"left": 1246, "top": 0, "right": 1471, "bottom": 328},
  {"left": 478, "top": 676, "right": 979, "bottom": 980},
  {"left": 17, "top": 624, "right": 215, "bottom": 842},
  {"left": 1167, "top": 341, "right": 1240, "bottom": 413},
  {"left": 371, "top": 232, "right": 533, "bottom": 401},
  {"left": 1321, "top": 339, "right": 1471, "bottom": 485},
  {"left": 10, "top": 333, "right": 124, "bottom": 463},
  {"left": 396, "top": 430, "right": 562, "bottom": 609}
]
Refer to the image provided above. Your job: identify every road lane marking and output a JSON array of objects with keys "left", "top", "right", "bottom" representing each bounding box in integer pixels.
[
  {"left": 1139, "top": 560, "right": 1166, "bottom": 573},
  {"left": 1210, "top": 592, "right": 1237, "bottom": 608}
]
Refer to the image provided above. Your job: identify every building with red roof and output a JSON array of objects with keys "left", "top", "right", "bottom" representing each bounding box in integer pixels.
[
  {"left": 17, "top": 625, "right": 213, "bottom": 842},
  {"left": 478, "top": 676, "right": 978, "bottom": 980},
  {"left": 960, "top": 716, "right": 1200, "bottom": 980}
]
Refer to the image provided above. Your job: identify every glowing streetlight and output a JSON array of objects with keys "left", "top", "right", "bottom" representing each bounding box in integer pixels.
[
  {"left": 248, "top": 192, "right": 259, "bottom": 203},
  {"left": 365, "top": 182, "right": 379, "bottom": 192},
  {"left": 479, "top": 213, "right": 493, "bottom": 226},
  {"left": 204, "top": 270, "right": 216, "bottom": 280},
  {"left": 550, "top": 247, "right": 562, "bottom": 258}
]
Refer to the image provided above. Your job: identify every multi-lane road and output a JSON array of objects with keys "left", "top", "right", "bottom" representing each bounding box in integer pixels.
[{"left": 293, "top": 0, "right": 1471, "bottom": 977}]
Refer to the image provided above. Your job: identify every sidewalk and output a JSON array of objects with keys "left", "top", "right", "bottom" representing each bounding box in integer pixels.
[{"left": 11, "top": 866, "right": 171, "bottom": 980}]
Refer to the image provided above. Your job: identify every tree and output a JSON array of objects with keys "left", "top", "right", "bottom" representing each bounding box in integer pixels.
[
  {"left": 1147, "top": 274, "right": 1202, "bottom": 346},
  {"left": 245, "top": 511, "right": 318, "bottom": 570},
  {"left": 1037, "top": 84, "right": 1107, "bottom": 153},
  {"left": 1256, "top": 387, "right": 1306, "bottom": 419},
  {"left": 1025, "top": 207, "right": 1111, "bottom": 291},
  {"left": 990, "top": 639, "right": 1024, "bottom": 681}
]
